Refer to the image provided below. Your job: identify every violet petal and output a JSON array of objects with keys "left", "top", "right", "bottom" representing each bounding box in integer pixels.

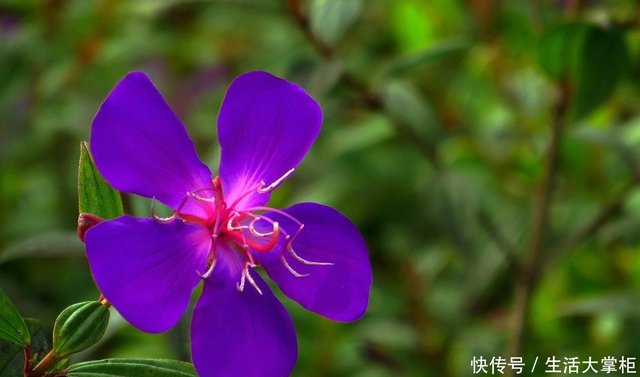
[
  {"left": 91, "top": 72, "right": 212, "bottom": 216},
  {"left": 257, "top": 202, "right": 372, "bottom": 322},
  {"left": 191, "top": 256, "right": 297, "bottom": 377},
  {"left": 218, "top": 71, "right": 322, "bottom": 209},
  {"left": 85, "top": 216, "right": 210, "bottom": 333}
]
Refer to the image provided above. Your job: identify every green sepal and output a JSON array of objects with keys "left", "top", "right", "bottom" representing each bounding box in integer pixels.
[
  {"left": 53, "top": 301, "right": 110, "bottom": 357},
  {"left": 66, "top": 358, "right": 198, "bottom": 376},
  {"left": 78, "top": 141, "right": 124, "bottom": 219},
  {"left": 0, "top": 288, "right": 30, "bottom": 347}
]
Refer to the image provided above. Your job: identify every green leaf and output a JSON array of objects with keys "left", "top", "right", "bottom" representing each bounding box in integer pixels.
[
  {"left": 0, "top": 319, "right": 48, "bottom": 377},
  {"left": 538, "top": 22, "right": 588, "bottom": 81},
  {"left": 66, "top": 358, "right": 198, "bottom": 377},
  {"left": 78, "top": 141, "right": 124, "bottom": 219},
  {"left": 0, "top": 288, "right": 30, "bottom": 347},
  {"left": 381, "top": 80, "right": 440, "bottom": 142},
  {"left": 572, "top": 26, "right": 628, "bottom": 120},
  {"left": 560, "top": 291, "right": 640, "bottom": 318},
  {"left": 310, "top": 0, "right": 363, "bottom": 47},
  {"left": 53, "top": 301, "right": 110, "bottom": 357},
  {"left": 538, "top": 23, "right": 628, "bottom": 120},
  {"left": 0, "top": 231, "right": 83, "bottom": 264},
  {"left": 386, "top": 39, "right": 470, "bottom": 76}
]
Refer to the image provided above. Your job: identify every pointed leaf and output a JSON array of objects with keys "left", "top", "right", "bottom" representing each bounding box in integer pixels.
[
  {"left": 78, "top": 141, "right": 124, "bottom": 219},
  {"left": 381, "top": 80, "right": 440, "bottom": 142},
  {"left": 66, "top": 358, "right": 197, "bottom": 377},
  {"left": 386, "top": 40, "right": 471, "bottom": 76},
  {"left": 537, "top": 22, "right": 588, "bottom": 81},
  {"left": 0, "top": 232, "right": 83, "bottom": 264},
  {"left": 538, "top": 22, "right": 628, "bottom": 120},
  {"left": 0, "top": 288, "right": 29, "bottom": 346},
  {"left": 310, "top": 0, "right": 363, "bottom": 46},
  {"left": 53, "top": 301, "right": 110, "bottom": 357},
  {"left": 571, "top": 26, "right": 628, "bottom": 119},
  {"left": 0, "top": 319, "right": 48, "bottom": 376}
]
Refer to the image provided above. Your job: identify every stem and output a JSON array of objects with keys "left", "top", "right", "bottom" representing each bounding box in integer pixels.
[
  {"left": 477, "top": 208, "right": 520, "bottom": 270},
  {"left": 287, "top": 0, "right": 333, "bottom": 59},
  {"left": 29, "top": 350, "right": 57, "bottom": 377},
  {"left": 23, "top": 346, "right": 30, "bottom": 377},
  {"left": 505, "top": 83, "right": 569, "bottom": 370},
  {"left": 98, "top": 294, "right": 111, "bottom": 309}
]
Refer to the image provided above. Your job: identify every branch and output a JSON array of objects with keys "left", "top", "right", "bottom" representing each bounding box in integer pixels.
[
  {"left": 505, "top": 82, "right": 570, "bottom": 369},
  {"left": 477, "top": 208, "right": 520, "bottom": 269}
]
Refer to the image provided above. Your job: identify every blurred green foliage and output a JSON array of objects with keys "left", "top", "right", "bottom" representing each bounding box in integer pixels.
[{"left": 2, "top": 0, "right": 640, "bottom": 376}]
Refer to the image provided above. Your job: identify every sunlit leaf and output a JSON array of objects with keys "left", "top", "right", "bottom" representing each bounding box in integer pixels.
[
  {"left": 386, "top": 40, "right": 470, "bottom": 76},
  {"left": 538, "top": 22, "right": 588, "bottom": 81},
  {"left": 0, "top": 232, "right": 83, "bottom": 264},
  {"left": 310, "top": 0, "right": 363, "bottom": 46},
  {"left": 561, "top": 291, "right": 640, "bottom": 318},
  {"left": 0, "top": 288, "right": 29, "bottom": 347},
  {"left": 66, "top": 358, "right": 197, "bottom": 377},
  {"left": 78, "top": 141, "right": 124, "bottom": 219}
]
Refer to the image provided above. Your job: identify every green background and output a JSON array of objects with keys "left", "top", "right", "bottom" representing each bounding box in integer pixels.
[{"left": 2, "top": 0, "right": 640, "bottom": 376}]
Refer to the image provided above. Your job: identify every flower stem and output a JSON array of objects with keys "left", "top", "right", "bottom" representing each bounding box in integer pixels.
[
  {"left": 23, "top": 346, "right": 30, "bottom": 377},
  {"left": 99, "top": 295, "right": 111, "bottom": 309},
  {"left": 28, "top": 350, "right": 57, "bottom": 377}
]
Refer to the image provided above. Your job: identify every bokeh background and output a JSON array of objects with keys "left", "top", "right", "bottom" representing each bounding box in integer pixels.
[{"left": 2, "top": 0, "right": 640, "bottom": 376}]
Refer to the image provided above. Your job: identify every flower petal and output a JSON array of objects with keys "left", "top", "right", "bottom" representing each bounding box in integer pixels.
[
  {"left": 91, "top": 72, "right": 213, "bottom": 214},
  {"left": 257, "top": 203, "right": 372, "bottom": 322},
  {"left": 218, "top": 71, "right": 322, "bottom": 209},
  {"left": 85, "top": 216, "right": 210, "bottom": 333},
  {"left": 191, "top": 260, "right": 297, "bottom": 377}
]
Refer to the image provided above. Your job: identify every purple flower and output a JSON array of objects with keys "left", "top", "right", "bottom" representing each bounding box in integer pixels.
[{"left": 84, "top": 71, "right": 372, "bottom": 376}]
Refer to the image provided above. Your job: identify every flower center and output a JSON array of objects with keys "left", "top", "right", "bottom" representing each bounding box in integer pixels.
[{"left": 150, "top": 170, "right": 332, "bottom": 294}]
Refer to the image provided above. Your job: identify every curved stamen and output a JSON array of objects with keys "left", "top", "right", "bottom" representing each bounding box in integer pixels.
[
  {"left": 248, "top": 216, "right": 275, "bottom": 237},
  {"left": 227, "top": 169, "right": 296, "bottom": 210},
  {"left": 237, "top": 264, "right": 262, "bottom": 295},
  {"left": 197, "top": 259, "right": 217, "bottom": 279},
  {"left": 227, "top": 212, "right": 248, "bottom": 232},
  {"left": 189, "top": 187, "right": 218, "bottom": 204},
  {"left": 286, "top": 224, "right": 334, "bottom": 266},
  {"left": 281, "top": 255, "right": 309, "bottom": 278},
  {"left": 258, "top": 168, "right": 295, "bottom": 194},
  {"left": 197, "top": 237, "right": 218, "bottom": 279},
  {"left": 244, "top": 206, "right": 304, "bottom": 227},
  {"left": 244, "top": 268, "right": 262, "bottom": 295},
  {"left": 150, "top": 197, "right": 178, "bottom": 223},
  {"left": 246, "top": 222, "right": 280, "bottom": 252}
]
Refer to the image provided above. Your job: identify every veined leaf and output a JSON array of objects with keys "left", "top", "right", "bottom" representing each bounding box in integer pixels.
[
  {"left": 66, "top": 358, "right": 198, "bottom": 377},
  {"left": 0, "top": 288, "right": 29, "bottom": 347},
  {"left": 0, "top": 319, "right": 48, "bottom": 377},
  {"left": 310, "top": 0, "right": 363, "bottom": 47},
  {"left": 78, "top": 141, "right": 124, "bottom": 219}
]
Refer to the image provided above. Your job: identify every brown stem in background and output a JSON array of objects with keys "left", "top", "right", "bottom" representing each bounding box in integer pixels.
[
  {"left": 478, "top": 208, "right": 520, "bottom": 270},
  {"left": 286, "top": 1, "right": 449, "bottom": 371},
  {"left": 287, "top": 0, "right": 333, "bottom": 59},
  {"left": 287, "top": 0, "right": 440, "bottom": 171},
  {"left": 505, "top": 83, "right": 570, "bottom": 370}
]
